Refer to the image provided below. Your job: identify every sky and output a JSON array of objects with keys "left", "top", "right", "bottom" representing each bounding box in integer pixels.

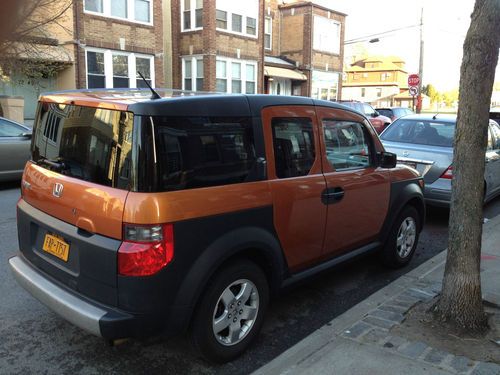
[{"left": 313, "top": 0, "right": 500, "bottom": 92}]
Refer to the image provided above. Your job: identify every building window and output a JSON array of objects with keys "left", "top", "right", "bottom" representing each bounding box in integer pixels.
[
  {"left": 87, "top": 51, "right": 105, "bottom": 88},
  {"left": 182, "top": 56, "right": 204, "bottom": 91},
  {"left": 84, "top": 0, "right": 152, "bottom": 24},
  {"left": 216, "top": 57, "right": 257, "bottom": 94},
  {"left": 215, "top": 0, "right": 258, "bottom": 38},
  {"left": 86, "top": 48, "right": 154, "bottom": 89},
  {"left": 232, "top": 62, "right": 242, "bottom": 93},
  {"left": 246, "top": 17, "right": 256, "bottom": 35},
  {"left": 313, "top": 15, "right": 341, "bottom": 54},
  {"left": 376, "top": 88, "right": 382, "bottom": 97},
  {"left": 182, "top": 0, "right": 203, "bottom": 31},
  {"left": 184, "top": 59, "right": 192, "bottom": 90},
  {"left": 264, "top": 17, "right": 272, "bottom": 50},
  {"left": 246, "top": 64, "right": 256, "bottom": 94},
  {"left": 111, "top": 0, "right": 127, "bottom": 18},
  {"left": 216, "top": 10, "right": 228, "bottom": 29},
  {"left": 381, "top": 72, "right": 391, "bottom": 81},
  {"left": 216, "top": 60, "right": 227, "bottom": 92},
  {"left": 136, "top": 57, "right": 152, "bottom": 87},
  {"left": 232, "top": 14, "right": 242, "bottom": 32},
  {"left": 112, "top": 55, "right": 129, "bottom": 88},
  {"left": 85, "top": 0, "right": 102, "bottom": 12},
  {"left": 361, "top": 88, "right": 365, "bottom": 97},
  {"left": 311, "top": 70, "right": 339, "bottom": 101}
]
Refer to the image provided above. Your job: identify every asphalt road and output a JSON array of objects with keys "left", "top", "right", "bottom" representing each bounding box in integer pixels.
[{"left": 1, "top": 180, "right": 499, "bottom": 375}]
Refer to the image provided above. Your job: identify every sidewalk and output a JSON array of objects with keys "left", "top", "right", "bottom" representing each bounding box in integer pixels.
[{"left": 253, "top": 216, "right": 500, "bottom": 375}]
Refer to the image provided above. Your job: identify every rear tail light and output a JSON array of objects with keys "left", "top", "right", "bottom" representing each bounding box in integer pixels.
[
  {"left": 118, "top": 223, "right": 174, "bottom": 276},
  {"left": 440, "top": 166, "right": 453, "bottom": 179}
]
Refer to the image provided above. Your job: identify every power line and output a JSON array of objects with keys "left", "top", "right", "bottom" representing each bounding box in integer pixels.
[{"left": 344, "top": 24, "right": 420, "bottom": 44}]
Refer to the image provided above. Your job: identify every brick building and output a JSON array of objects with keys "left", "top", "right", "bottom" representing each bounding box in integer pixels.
[
  {"left": 75, "top": 0, "right": 164, "bottom": 90},
  {"left": 169, "top": 0, "right": 346, "bottom": 98}
]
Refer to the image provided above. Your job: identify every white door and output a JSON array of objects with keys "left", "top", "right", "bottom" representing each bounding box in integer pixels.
[{"left": 270, "top": 78, "right": 292, "bottom": 96}]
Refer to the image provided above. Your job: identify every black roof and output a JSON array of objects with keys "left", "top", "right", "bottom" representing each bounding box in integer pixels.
[{"left": 128, "top": 93, "right": 359, "bottom": 118}]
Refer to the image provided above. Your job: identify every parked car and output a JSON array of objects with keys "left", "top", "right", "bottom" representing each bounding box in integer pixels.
[
  {"left": 376, "top": 107, "right": 414, "bottom": 122},
  {"left": 491, "top": 108, "right": 500, "bottom": 125},
  {"left": 380, "top": 114, "right": 500, "bottom": 207},
  {"left": 337, "top": 100, "right": 392, "bottom": 133},
  {"left": 0, "top": 117, "right": 32, "bottom": 182},
  {"left": 9, "top": 89, "right": 425, "bottom": 363}
]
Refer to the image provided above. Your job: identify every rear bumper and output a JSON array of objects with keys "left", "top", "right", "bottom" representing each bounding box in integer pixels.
[
  {"left": 9, "top": 254, "right": 143, "bottom": 339},
  {"left": 424, "top": 178, "right": 451, "bottom": 207}
]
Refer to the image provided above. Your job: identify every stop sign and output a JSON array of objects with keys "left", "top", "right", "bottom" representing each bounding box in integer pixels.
[{"left": 408, "top": 74, "right": 420, "bottom": 87}]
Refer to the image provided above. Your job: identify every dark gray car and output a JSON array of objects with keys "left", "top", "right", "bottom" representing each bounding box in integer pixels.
[
  {"left": 380, "top": 114, "right": 500, "bottom": 207},
  {"left": 0, "top": 117, "right": 32, "bottom": 182}
]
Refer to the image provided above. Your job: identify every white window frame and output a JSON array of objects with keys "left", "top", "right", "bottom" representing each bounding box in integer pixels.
[
  {"left": 313, "top": 15, "right": 341, "bottom": 55},
  {"left": 181, "top": 56, "right": 204, "bottom": 91},
  {"left": 264, "top": 16, "right": 272, "bottom": 50},
  {"left": 215, "top": 0, "right": 258, "bottom": 38},
  {"left": 181, "top": 0, "right": 203, "bottom": 32},
  {"left": 85, "top": 47, "right": 155, "bottom": 89},
  {"left": 84, "top": 0, "right": 153, "bottom": 26},
  {"left": 215, "top": 57, "right": 257, "bottom": 94}
]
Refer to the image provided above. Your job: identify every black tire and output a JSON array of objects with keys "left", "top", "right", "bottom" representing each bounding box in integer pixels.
[
  {"left": 381, "top": 205, "right": 420, "bottom": 268},
  {"left": 190, "top": 260, "right": 269, "bottom": 363}
]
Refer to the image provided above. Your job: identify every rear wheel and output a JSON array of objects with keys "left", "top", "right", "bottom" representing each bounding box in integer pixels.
[
  {"left": 381, "top": 205, "right": 420, "bottom": 268},
  {"left": 191, "top": 260, "right": 269, "bottom": 363}
]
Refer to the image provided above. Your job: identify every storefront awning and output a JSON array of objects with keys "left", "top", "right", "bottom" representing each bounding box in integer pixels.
[{"left": 264, "top": 66, "right": 307, "bottom": 81}]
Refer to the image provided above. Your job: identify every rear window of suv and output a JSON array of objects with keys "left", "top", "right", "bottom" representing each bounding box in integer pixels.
[
  {"left": 138, "top": 116, "right": 257, "bottom": 192},
  {"left": 32, "top": 103, "right": 133, "bottom": 190}
]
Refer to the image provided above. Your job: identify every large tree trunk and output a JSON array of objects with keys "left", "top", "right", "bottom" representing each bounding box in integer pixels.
[{"left": 436, "top": 0, "right": 500, "bottom": 330}]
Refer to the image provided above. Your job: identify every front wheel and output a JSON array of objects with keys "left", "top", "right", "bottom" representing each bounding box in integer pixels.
[
  {"left": 191, "top": 260, "right": 269, "bottom": 363},
  {"left": 381, "top": 205, "right": 420, "bottom": 268}
]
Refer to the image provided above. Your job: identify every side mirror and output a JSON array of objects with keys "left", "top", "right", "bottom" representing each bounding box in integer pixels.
[
  {"left": 378, "top": 151, "right": 397, "bottom": 168},
  {"left": 21, "top": 133, "right": 32, "bottom": 139},
  {"left": 372, "top": 111, "right": 379, "bottom": 118}
]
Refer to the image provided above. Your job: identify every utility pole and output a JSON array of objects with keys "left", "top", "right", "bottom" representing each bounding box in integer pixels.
[{"left": 417, "top": 7, "right": 424, "bottom": 113}]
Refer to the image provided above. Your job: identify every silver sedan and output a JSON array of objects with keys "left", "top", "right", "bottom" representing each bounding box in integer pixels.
[
  {"left": 0, "top": 117, "right": 32, "bottom": 182},
  {"left": 380, "top": 114, "right": 500, "bottom": 207}
]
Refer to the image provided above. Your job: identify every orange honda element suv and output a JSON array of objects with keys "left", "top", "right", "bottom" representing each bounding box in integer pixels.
[{"left": 9, "top": 89, "right": 425, "bottom": 363}]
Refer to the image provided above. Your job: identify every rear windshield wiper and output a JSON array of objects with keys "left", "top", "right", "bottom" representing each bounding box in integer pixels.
[{"left": 37, "top": 157, "right": 67, "bottom": 172}]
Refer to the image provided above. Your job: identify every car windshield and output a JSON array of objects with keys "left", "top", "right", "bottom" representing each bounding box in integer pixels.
[{"left": 381, "top": 119, "right": 455, "bottom": 147}]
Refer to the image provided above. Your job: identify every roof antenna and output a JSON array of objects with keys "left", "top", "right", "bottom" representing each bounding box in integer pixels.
[{"left": 137, "top": 71, "right": 161, "bottom": 100}]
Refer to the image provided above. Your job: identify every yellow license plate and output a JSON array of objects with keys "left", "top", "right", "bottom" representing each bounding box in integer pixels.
[{"left": 42, "top": 234, "right": 70, "bottom": 262}]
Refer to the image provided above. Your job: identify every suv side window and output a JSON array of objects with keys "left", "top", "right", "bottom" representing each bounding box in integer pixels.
[
  {"left": 152, "top": 116, "right": 257, "bottom": 191},
  {"left": 323, "top": 120, "right": 372, "bottom": 170},
  {"left": 272, "top": 117, "right": 315, "bottom": 178}
]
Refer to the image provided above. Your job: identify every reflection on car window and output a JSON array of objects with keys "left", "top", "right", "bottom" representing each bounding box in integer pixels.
[
  {"left": 323, "top": 120, "right": 371, "bottom": 170},
  {"left": 363, "top": 104, "right": 375, "bottom": 116},
  {"left": 153, "top": 116, "right": 257, "bottom": 191},
  {"left": 0, "top": 119, "right": 25, "bottom": 137},
  {"left": 381, "top": 119, "right": 455, "bottom": 147},
  {"left": 33, "top": 104, "right": 133, "bottom": 189},
  {"left": 272, "top": 117, "right": 315, "bottom": 178}
]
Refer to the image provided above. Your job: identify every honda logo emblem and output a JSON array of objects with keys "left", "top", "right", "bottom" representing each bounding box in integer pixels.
[{"left": 53, "top": 183, "right": 64, "bottom": 198}]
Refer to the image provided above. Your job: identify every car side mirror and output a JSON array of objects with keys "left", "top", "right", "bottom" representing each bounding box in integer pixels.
[
  {"left": 372, "top": 111, "right": 379, "bottom": 118},
  {"left": 378, "top": 151, "right": 397, "bottom": 168}
]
